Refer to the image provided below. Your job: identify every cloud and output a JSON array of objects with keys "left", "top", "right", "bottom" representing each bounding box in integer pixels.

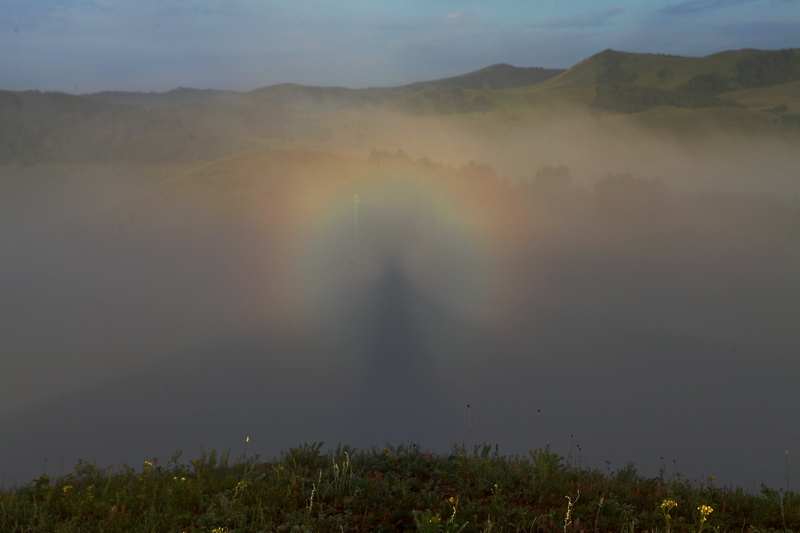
[
  {"left": 535, "top": 4, "right": 626, "bottom": 28},
  {"left": 661, "top": 0, "right": 757, "bottom": 16},
  {"left": 4, "top": 0, "right": 798, "bottom": 93},
  {"left": 441, "top": 10, "right": 479, "bottom": 27},
  {"left": 699, "top": 16, "right": 800, "bottom": 48}
]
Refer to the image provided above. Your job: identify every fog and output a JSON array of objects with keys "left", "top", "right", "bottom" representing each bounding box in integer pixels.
[{"left": 1, "top": 123, "right": 799, "bottom": 493}]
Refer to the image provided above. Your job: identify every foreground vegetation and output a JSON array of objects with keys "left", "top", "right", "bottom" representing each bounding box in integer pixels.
[{"left": 1, "top": 442, "right": 797, "bottom": 532}]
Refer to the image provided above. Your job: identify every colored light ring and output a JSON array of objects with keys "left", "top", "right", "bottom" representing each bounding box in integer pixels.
[
  {"left": 141, "top": 148, "right": 541, "bottom": 340},
  {"left": 292, "top": 165, "right": 509, "bottom": 337}
]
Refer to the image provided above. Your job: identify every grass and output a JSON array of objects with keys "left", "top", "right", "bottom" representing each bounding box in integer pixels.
[
  {"left": 1, "top": 442, "right": 797, "bottom": 532},
  {"left": 722, "top": 80, "right": 800, "bottom": 113}
]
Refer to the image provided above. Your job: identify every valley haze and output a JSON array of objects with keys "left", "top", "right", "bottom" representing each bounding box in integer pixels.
[{"left": 1, "top": 45, "right": 799, "bottom": 496}]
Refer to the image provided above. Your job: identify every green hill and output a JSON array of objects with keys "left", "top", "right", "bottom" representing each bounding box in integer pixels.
[
  {"left": 83, "top": 64, "right": 562, "bottom": 114},
  {"left": 0, "top": 89, "right": 319, "bottom": 165},
  {"left": 537, "top": 48, "right": 797, "bottom": 95},
  {"left": 86, "top": 87, "right": 242, "bottom": 107},
  {"left": 510, "top": 48, "right": 800, "bottom": 136},
  {"left": 403, "top": 63, "right": 563, "bottom": 91},
  {"left": 581, "top": 49, "right": 796, "bottom": 110},
  {"left": 243, "top": 64, "right": 563, "bottom": 112},
  {"left": 2, "top": 48, "right": 799, "bottom": 166}
]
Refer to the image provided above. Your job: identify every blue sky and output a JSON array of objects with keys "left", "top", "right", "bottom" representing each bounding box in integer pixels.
[{"left": 2, "top": 0, "right": 798, "bottom": 93}]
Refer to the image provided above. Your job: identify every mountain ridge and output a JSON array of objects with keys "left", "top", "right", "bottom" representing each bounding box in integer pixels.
[
  {"left": 2, "top": 47, "right": 799, "bottom": 166},
  {"left": 85, "top": 63, "right": 563, "bottom": 97},
  {"left": 81, "top": 63, "right": 565, "bottom": 108}
]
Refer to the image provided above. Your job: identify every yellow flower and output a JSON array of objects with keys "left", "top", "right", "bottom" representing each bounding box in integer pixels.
[
  {"left": 447, "top": 495, "right": 459, "bottom": 521},
  {"left": 661, "top": 499, "right": 678, "bottom": 512},
  {"left": 698, "top": 505, "right": 714, "bottom": 522},
  {"left": 61, "top": 485, "right": 73, "bottom": 494}
]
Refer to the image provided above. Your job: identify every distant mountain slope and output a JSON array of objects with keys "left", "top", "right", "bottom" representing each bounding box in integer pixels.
[
  {"left": 543, "top": 48, "right": 766, "bottom": 92},
  {"left": 244, "top": 83, "right": 404, "bottom": 109},
  {"left": 383, "top": 64, "right": 564, "bottom": 115},
  {"left": 0, "top": 62, "right": 562, "bottom": 164},
  {"left": 2, "top": 49, "right": 799, "bottom": 166},
  {"left": 402, "top": 63, "right": 564, "bottom": 91},
  {"left": 0, "top": 88, "right": 316, "bottom": 165},
  {"left": 86, "top": 87, "right": 242, "bottom": 107},
  {"left": 243, "top": 64, "right": 562, "bottom": 110},
  {"left": 83, "top": 64, "right": 562, "bottom": 112},
  {"left": 535, "top": 48, "right": 800, "bottom": 115}
]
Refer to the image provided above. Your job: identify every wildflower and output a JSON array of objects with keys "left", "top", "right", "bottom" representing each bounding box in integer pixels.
[
  {"left": 698, "top": 504, "right": 714, "bottom": 521},
  {"left": 695, "top": 504, "right": 714, "bottom": 533},
  {"left": 660, "top": 499, "right": 678, "bottom": 533},
  {"left": 35, "top": 474, "right": 51, "bottom": 489},
  {"left": 429, "top": 516, "right": 442, "bottom": 524},
  {"left": 448, "top": 495, "right": 459, "bottom": 521},
  {"left": 660, "top": 499, "right": 678, "bottom": 512}
]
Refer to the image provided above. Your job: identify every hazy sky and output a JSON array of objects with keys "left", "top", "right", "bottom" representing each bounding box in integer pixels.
[{"left": 3, "top": 0, "right": 798, "bottom": 93}]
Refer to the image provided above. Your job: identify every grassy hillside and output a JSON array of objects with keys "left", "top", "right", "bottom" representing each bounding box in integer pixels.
[
  {"left": 526, "top": 49, "right": 797, "bottom": 98},
  {"left": 86, "top": 87, "right": 242, "bottom": 107},
  {"left": 403, "top": 63, "right": 564, "bottom": 91},
  {"left": 2, "top": 48, "right": 799, "bottom": 168},
  {"left": 1, "top": 443, "right": 798, "bottom": 532},
  {"left": 0, "top": 89, "right": 319, "bottom": 165},
  {"left": 0, "top": 64, "right": 561, "bottom": 166},
  {"left": 536, "top": 48, "right": 798, "bottom": 96},
  {"left": 511, "top": 48, "right": 800, "bottom": 137},
  {"left": 722, "top": 80, "right": 800, "bottom": 113}
]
